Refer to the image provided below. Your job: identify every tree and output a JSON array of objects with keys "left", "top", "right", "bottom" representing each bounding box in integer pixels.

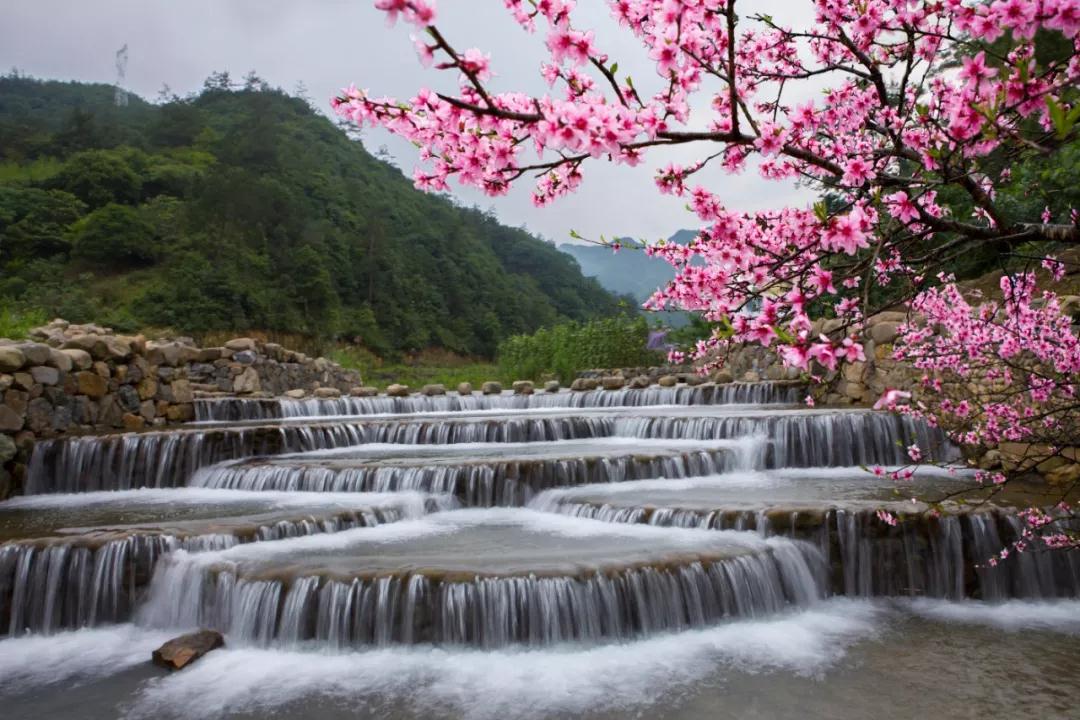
[
  {"left": 71, "top": 202, "right": 158, "bottom": 267},
  {"left": 51, "top": 148, "right": 142, "bottom": 208},
  {"left": 338, "top": 0, "right": 1080, "bottom": 550}
]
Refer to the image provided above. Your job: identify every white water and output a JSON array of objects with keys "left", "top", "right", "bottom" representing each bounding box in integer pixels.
[{"left": 124, "top": 600, "right": 880, "bottom": 720}]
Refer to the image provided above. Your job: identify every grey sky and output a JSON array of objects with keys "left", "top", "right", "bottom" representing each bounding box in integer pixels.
[{"left": 1, "top": 0, "right": 817, "bottom": 244}]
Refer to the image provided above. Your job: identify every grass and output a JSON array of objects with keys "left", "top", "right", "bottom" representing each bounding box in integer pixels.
[
  {"left": 328, "top": 346, "right": 509, "bottom": 390},
  {"left": 0, "top": 307, "right": 47, "bottom": 340}
]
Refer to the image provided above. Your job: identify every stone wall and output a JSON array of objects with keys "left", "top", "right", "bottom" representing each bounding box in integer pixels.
[{"left": 0, "top": 319, "right": 361, "bottom": 497}]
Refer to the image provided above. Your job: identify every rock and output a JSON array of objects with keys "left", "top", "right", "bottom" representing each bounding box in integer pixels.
[
  {"left": 165, "top": 403, "right": 195, "bottom": 422},
  {"left": 30, "top": 366, "right": 60, "bottom": 386},
  {"left": 481, "top": 381, "right": 503, "bottom": 395},
  {"left": 544, "top": 380, "right": 561, "bottom": 393},
  {"left": 386, "top": 384, "right": 410, "bottom": 397},
  {"left": 978, "top": 449, "right": 1002, "bottom": 470},
  {"left": 711, "top": 370, "right": 734, "bottom": 384},
  {"left": 422, "top": 384, "right": 447, "bottom": 396},
  {"left": 869, "top": 322, "right": 900, "bottom": 346},
  {"left": 233, "top": 350, "right": 257, "bottom": 365},
  {"left": 140, "top": 400, "right": 157, "bottom": 421},
  {"left": 682, "top": 373, "right": 705, "bottom": 386},
  {"left": 742, "top": 371, "right": 761, "bottom": 383},
  {"left": 138, "top": 377, "right": 159, "bottom": 400},
  {"left": 61, "top": 349, "right": 93, "bottom": 370},
  {"left": 351, "top": 387, "right": 379, "bottom": 397},
  {"left": 512, "top": 380, "right": 534, "bottom": 395},
  {"left": 628, "top": 376, "right": 650, "bottom": 389},
  {"left": 197, "top": 347, "right": 224, "bottom": 363},
  {"left": 0, "top": 433, "right": 15, "bottom": 463},
  {"left": 456, "top": 382, "right": 473, "bottom": 396},
  {"left": 0, "top": 346, "right": 25, "bottom": 372},
  {"left": 601, "top": 376, "right": 625, "bottom": 390},
  {"left": 1047, "top": 463, "right": 1080, "bottom": 485},
  {"left": 122, "top": 412, "right": 146, "bottom": 431},
  {"left": 842, "top": 362, "right": 866, "bottom": 383},
  {"left": 146, "top": 341, "right": 198, "bottom": 367},
  {"left": 5, "top": 389, "right": 28, "bottom": 416},
  {"left": 285, "top": 389, "right": 308, "bottom": 399},
  {"left": 314, "top": 387, "right": 342, "bottom": 398},
  {"left": 0, "top": 404, "right": 22, "bottom": 432},
  {"left": 14, "top": 343, "right": 50, "bottom": 366},
  {"left": 152, "top": 630, "right": 224, "bottom": 671},
  {"left": 657, "top": 375, "right": 679, "bottom": 387},
  {"left": 116, "top": 385, "right": 141, "bottom": 413},
  {"left": 26, "top": 397, "right": 54, "bottom": 433},
  {"left": 233, "top": 367, "right": 260, "bottom": 394},
  {"left": 75, "top": 371, "right": 108, "bottom": 399},
  {"left": 0, "top": 374, "right": 10, "bottom": 393},
  {"left": 570, "top": 378, "right": 598, "bottom": 391},
  {"left": 47, "top": 348, "right": 73, "bottom": 372},
  {"left": 62, "top": 334, "right": 132, "bottom": 361},
  {"left": 224, "top": 338, "right": 257, "bottom": 352},
  {"left": 170, "top": 379, "right": 194, "bottom": 404}
]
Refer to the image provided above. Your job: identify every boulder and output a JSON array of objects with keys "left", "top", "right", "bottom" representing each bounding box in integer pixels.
[
  {"left": 15, "top": 343, "right": 52, "bottom": 366},
  {"left": 712, "top": 370, "right": 734, "bottom": 384},
  {"left": 60, "top": 349, "right": 93, "bottom": 370},
  {"left": 314, "top": 387, "right": 342, "bottom": 398},
  {"left": 869, "top": 322, "right": 900, "bottom": 346},
  {"left": 512, "top": 380, "right": 534, "bottom": 395},
  {"left": 26, "top": 397, "right": 54, "bottom": 433},
  {"left": 544, "top": 380, "right": 561, "bottom": 393},
  {"left": 233, "top": 350, "right": 257, "bottom": 365},
  {"left": 170, "top": 379, "right": 195, "bottom": 404},
  {"left": 197, "top": 347, "right": 225, "bottom": 363},
  {"left": 233, "top": 367, "right": 260, "bottom": 394},
  {"left": 350, "top": 386, "right": 379, "bottom": 397},
  {"left": 30, "top": 366, "right": 60, "bottom": 386},
  {"left": 481, "top": 381, "right": 503, "bottom": 395},
  {"left": 285, "top": 389, "right": 308, "bottom": 399},
  {"left": 386, "top": 384, "right": 410, "bottom": 397},
  {"left": 456, "top": 382, "right": 473, "bottom": 396},
  {"left": 0, "top": 404, "right": 23, "bottom": 432},
  {"left": 0, "top": 346, "right": 25, "bottom": 373},
  {"left": 146, "top": 341, "right": 198, "bottom": 367},
  {"left": 165, "top": 403, "right": 195, "bottom": 422},
  {"left": 47, "top": 348, "right": 73, "bottom": 372},
  {"left": 742, "top": 371, "right": 761, "bottom": 383},
  {"left": 224, "top": 338, "right": 257, "bottom": 352},
  {"left": 62, "top": 334, "right": 132, "bottom": 361},
  {"left": 75, "top": 371, "right": 108, "bottom": 399},
  {"left": 657, "top": 375, "right": 679, "bottom": 387},
  {"left": 0, "top": 375, "right": 10, "bottom": 393},
  {"left": 138, "top": 377, "right": 159, "bottom": 401},
  {"left": 122, "top": 413, "right": 146, "bottom": 431},
  {"left": 601, "top": 376, "right": 626, "bottom": 390},
  {"left": 570, "top": 378, "right": 598, "bottom": 391},
  {"left": 628, "top": 376, "right": 650, "bottom": 389},
  {"left": 152, "top": 630, "right": 225, "bottom": 671},
  {"left": 422, "top": 384, "right": 447, "bottom": 396}
]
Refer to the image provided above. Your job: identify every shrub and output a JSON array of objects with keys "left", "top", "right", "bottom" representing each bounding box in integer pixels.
[{"left": 498, "top": 316, "right": 659, "bottom": 382}]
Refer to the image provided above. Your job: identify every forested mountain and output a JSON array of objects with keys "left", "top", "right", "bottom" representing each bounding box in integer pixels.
[
  {"left": 0, "top": 74, "right": 625, "bottom": 357},
  {"left": 559, "top": 230, "right": 698, "bottom": 304}
]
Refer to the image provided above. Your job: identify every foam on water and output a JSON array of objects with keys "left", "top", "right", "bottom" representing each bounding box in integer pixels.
[
  {"left": 0, "top": 625, "right": 175, "bottom": 691},
  {"left": 124, "top": 599, "right": 880, "bottom": 720},
  {"left": 902, "top": 598, "right": 1080, "bottom": 632}
]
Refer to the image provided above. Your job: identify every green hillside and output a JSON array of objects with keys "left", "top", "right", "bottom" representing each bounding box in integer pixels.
[{"left": 0, "top": 74, "right": 624, "bottom": 357}]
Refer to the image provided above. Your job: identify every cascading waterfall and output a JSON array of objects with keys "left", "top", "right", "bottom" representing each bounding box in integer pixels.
[
  {"left": 194, "top": 382, "right": 805, "bottom": 422},
  {"left": 24, "top": 416, "right": 613, "bottom": 494},
  {"left": 25, "top": 408, "right": 948, "bottom": 495},
  {"left": 613, "top": 410, "right": 956, "bottom": 467},
  {"left": 192, "top": 449, "right": 738, "bottom": 507},
  {"left": 533, "top": 498, "right": 1080, "bottom": 601},
  {"left": 0, "top": 506, "right": 417, "bottom": 636},
  {"left": 137, "top": 536, "right": 826, "bottom": 649}
]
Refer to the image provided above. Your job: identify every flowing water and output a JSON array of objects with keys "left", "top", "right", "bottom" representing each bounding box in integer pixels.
[{"left": 1, "top": 384, "right": 1077, "bottom": 719}]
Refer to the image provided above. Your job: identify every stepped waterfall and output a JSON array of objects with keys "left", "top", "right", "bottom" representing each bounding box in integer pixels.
[{"left": 2, "top": 383, "right": 1078, "bottom": 719}]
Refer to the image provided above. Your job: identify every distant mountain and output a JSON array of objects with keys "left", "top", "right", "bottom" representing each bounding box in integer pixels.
[{"left": 0, "top": 75, "right": 625, "bottom": 357}]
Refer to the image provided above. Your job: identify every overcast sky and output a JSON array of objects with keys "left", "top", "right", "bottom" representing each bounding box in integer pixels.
[{"left": 1, "top": 0, "right": 818, "bottom": 244}]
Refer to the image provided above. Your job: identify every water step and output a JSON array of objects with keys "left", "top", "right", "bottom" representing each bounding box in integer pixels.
[
  {"left": 137, "top": 509, "right": 827, "bottom": 648},
  {"left": 0, "top": 490, "right": 448, "bottom": 636},
  {"left": 191, "top": 438, "right": 752, "bottom": 507},
  {"left": 24, "top": 407, "right": 950, "bottom": 494},
  {"left": 531, "top": 469, "right": 1080, "bottom": 600},
  {"left": 194, "top": 382, "right": 805, "bottom": 421}
]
